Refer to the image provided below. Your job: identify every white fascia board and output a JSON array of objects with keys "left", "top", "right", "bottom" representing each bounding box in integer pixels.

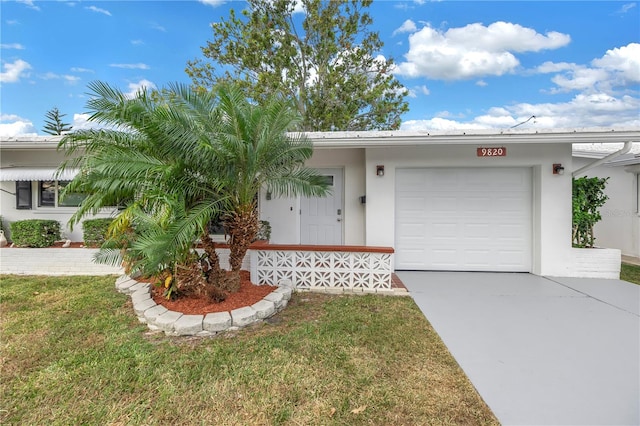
[
  {"left": 3, "top": 127, "right": 639, "bottom": 149},
  {"left": 0, "top": 136, "right": 63, "bottom": 149},
  {"left": 304, "top": 127, "right": 640, "bottom": 148}
]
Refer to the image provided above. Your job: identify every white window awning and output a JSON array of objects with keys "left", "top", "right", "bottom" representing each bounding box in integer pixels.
[{"left": 0, "top": 167, "right": 79, "bottom": 182}]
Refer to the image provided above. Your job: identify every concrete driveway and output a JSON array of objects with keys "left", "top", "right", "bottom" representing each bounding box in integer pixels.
[{"left": 397, "top": 271, "right": 639, "bottom": 426}]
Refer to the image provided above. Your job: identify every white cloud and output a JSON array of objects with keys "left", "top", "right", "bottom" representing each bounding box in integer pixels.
[
  {"left": 592, "top": 43, "right": 640, "bottom": 84},
  {"left": 395, "top": 21, "right": 570, "bottom": 80},
  {"left": 418, "top": 85, "right": 430, "bottom": 95},
  {"left": 70, "top": 67, "right": 94, "bottom": 73},
  {"left": 71, "top": 113, "right": 101, "bottom": 131},
  {"left": 150, "top": 22, "right": 166, "bottom": 32},
  {"left": 0, "top": 114, "right": 37, "bottom": 137},
  {"left": 393, "top": 20, "right": 417, "bottom": 36},
  {"left": 16, "top": 0, "right": 40, "bottom": 11},
  {"left": 131, "top": 39, "right": 144, "bottom": 45},
  {"left": 290, "top": 0, "right": 305, "bottom": 14},
  {"left": 198, "top": 0, "right": 226, "bottom": 6},
  {"left": 615, "top": 2, "right": 637, "bottom": 14},
  {"left": 109, "top": 63, "right": 150, "bottom": 70},
  {"left": 39, "top": 72, "right": 81, "bottom": 84},
  {"left": 124, "top": 79, "right": 156, "bottom": 99},
  {"left": 0, "top": 59, "right": 32, "bottom": 83},
  {"left": 476, "top": 80, "right": 488, "bottom": 87},
  {"left": 1, "top": 43, "right": 25, "bottom": 50},
  {"left": 550, "top": 67, "right": 609, "bottom": 93},
  {"left": 85, "top": 6, "right": 111, "bottom": 16},
  {"left": 536, "top": 43, "right": 640, "bottom": 94},
  {"left": 401, "top": 92, "right": 640, "bottom": 131},
  {"left": 535, "top": 61, "right": 575, "bottom": 74}
]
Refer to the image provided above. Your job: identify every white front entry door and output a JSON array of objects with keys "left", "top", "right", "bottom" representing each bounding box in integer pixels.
[
  {"left": 300, "top": 168, "right": 343, "bottom": 245},
  {"left": 395, "top": 167, "right": 532, "bottom": 272}
]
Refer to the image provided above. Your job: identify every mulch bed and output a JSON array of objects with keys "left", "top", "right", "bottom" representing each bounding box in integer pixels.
[{"left": 149, "top": 271, "right": 277, "bottom": 315}]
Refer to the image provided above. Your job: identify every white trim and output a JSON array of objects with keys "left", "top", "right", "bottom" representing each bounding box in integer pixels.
[{"left": 0, "top": 167, "right": 79, "bottom": 181}]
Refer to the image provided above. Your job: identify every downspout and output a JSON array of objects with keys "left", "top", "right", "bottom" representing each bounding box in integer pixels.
[{"left": 572, "top": 141, "right": 634, "bottom": 177}]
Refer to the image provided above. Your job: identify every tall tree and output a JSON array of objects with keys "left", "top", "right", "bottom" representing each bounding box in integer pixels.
[
  {"left": 42, "top": 107, "right": 73, "bottom": 135},
  {"left": 59, "top": 81, "right": 328, "bottom": 296},
  {"left": 186, "top": 0, "right": 409, "bottom": 131}
]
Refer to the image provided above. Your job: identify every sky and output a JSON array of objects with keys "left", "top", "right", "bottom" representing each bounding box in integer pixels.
[{"left": 0, "top": 0, "right": 638, "bottom": 137}]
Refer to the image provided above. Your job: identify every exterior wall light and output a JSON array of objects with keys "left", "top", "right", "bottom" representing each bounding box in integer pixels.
[
  {"left": 553, "top": 164, "right": 565, "bottom": 175},
  {"left": 376, "top": 165, "right": 385, "bottom": 177}
]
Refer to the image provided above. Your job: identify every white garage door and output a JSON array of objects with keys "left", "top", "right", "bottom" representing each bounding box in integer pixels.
[{"left": 395, "top": 168, "right": 532, "bottom": 272}]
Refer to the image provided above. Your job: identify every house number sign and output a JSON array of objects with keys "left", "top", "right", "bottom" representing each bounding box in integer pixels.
[{"left": 477, "top": 147, "right": 506, "bottom": 157}]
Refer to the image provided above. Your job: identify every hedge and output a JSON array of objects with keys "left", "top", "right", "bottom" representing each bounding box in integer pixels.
[
  {"left": 82, "top": 218, "right": 114, "bottom": 247},
  {"left": 10, "top": 219, "right": 61, "bottom": 248}
]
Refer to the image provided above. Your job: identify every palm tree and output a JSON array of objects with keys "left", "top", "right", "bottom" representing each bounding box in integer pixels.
[
  {"left": 211, "top": 84, "right": 330, "bottom": 289},
  {"left": 58, "top": 81, "right": 328, "bottom": 297}
]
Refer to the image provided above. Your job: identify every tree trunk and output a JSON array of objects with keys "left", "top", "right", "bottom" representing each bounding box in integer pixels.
[
  {"left": 201, "top": 231, "right": 223, "bottom": 284},
  {"left": 224, "top": 205, "right": 259, "bottom": 292}
]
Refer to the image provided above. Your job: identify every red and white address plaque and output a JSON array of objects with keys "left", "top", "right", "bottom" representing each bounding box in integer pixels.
[{"left": 477, "top": 147, "right": 506, "bottom": 157}]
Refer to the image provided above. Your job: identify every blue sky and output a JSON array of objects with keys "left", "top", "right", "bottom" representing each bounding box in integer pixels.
[{"left": 1, "top": 0, "right": 638, "bottom": 136}]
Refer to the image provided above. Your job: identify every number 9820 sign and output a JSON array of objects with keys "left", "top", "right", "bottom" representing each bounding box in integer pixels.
[{"left": 477, "top": 147, "right": 506, "bottom": 157}]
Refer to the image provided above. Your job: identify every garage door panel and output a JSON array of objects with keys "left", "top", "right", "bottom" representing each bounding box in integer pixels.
[
  {"left": 395, "top": 168, "right": 532, "bottom": 272},
  {"left": 464, "top": 249, "right": 491, "bottom": 267},
  {"left": 431, "top": 248, "right": 459, "bottom": 266}
]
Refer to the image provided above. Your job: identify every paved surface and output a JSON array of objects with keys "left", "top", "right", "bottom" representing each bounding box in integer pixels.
[{"left": 398, "top": 271, "right": 640, "bottom": 426}]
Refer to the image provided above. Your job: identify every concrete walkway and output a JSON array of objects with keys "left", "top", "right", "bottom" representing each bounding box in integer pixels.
[{"left": 398, "top": 271, "right": 640, "bottom": 426}]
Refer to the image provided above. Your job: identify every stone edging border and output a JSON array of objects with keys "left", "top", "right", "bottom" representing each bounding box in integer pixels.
[{"left": 115, "top": 275, "right": 292, "bottom": 336}]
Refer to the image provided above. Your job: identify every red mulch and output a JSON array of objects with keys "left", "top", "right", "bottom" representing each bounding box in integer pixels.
[{"left": 150, "top": 271, "right": 277, "bottom": 315}]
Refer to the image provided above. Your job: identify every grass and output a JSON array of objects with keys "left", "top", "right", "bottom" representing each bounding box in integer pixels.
[
  {"left": 621, "top": 262, "right": 640, "bottom": 285},
  {"left": 0, "top": 275, "right": 498, "bottom": 425}
]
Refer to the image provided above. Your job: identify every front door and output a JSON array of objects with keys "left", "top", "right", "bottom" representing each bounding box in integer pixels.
[{"left": 300, "top": 168, "right": 343, "bottom": 245}]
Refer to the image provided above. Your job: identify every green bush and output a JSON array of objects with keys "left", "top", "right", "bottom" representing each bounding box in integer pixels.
[
  {"left": 572, "top": 176, "right": 609, "bottom": 248},
  {"left": 10, "top": 220, "right": 60, "bottom": 247},
  {"left": 82, "top": 218, "right": 114, "bottom": 247}
]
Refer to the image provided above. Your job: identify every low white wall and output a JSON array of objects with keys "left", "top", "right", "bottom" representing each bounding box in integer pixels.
[
  {"left": 570, "top": 247, "right": 621, "bottom": 279},
  {"left": 0, "top": 247, "right": 248, "bottom": 276},
  {"left": 0, "top": 248, "right": 123, "bottom": 275}
]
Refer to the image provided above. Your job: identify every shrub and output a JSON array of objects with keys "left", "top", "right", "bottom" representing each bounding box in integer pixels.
[
  {"left": 254, "top": 220, "right": 271, "bottom": 242},
  {"left": 82, "top": 218, "right": 114, "bottom": 247},
  {"left": 10, "top": 220, "right": 60, "bottom": 247},
  {"left": 572, "top": 176, "right": 609, "bottom": 248},
  {"left": 0, "top": 216, "right": 4, "bottom": 232}
]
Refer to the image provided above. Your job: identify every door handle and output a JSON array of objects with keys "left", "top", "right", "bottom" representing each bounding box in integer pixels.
[{"left": 337, "top": 218, "right": 342, "bottom": 222}]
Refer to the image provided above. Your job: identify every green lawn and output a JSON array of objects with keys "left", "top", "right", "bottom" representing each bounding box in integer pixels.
[
  {"left": 0, "top": 275, "right": 497, "bottom": 425},
  {"left": 621, "top": 262, "right": 640, "bottom": 285}
]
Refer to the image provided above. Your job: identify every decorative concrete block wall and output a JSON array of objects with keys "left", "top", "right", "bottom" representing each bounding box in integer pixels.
[{"left": 250, "top": 245, "right": 394, "bottom": 292}]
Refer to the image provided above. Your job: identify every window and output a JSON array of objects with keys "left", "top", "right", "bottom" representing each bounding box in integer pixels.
[
  {"left": 16, "top": 181, "right": 32, "bottom": 209},
  {"left": 57, "top": 181, "right": 86, "bottom": 207},
  {"left": 38, "top": 180, "right": 86, "bottom": 208},
  {"left": 39, "top": 181, "right": 56, "bottom": 207},
  {"left": 321, "top": 175, "right": 334, "bottom": 186}
]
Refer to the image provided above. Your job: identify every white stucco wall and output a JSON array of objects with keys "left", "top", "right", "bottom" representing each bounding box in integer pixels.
[
  {"left": 1, "top": 146, "right": 114, "bottom": 242},
  {"left": 572, "top": 157, "right": 639, "bottom": 257},
  {"left": 364, "top": 143, "right": 574, "bottom": 276},
  {"left": 259, "top": 148, "right": 366, "bottom": 245}
]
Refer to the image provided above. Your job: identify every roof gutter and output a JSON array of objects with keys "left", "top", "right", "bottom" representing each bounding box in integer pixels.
[{"left": 572, "top": 141, "right": 634, "bottom": 177}]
